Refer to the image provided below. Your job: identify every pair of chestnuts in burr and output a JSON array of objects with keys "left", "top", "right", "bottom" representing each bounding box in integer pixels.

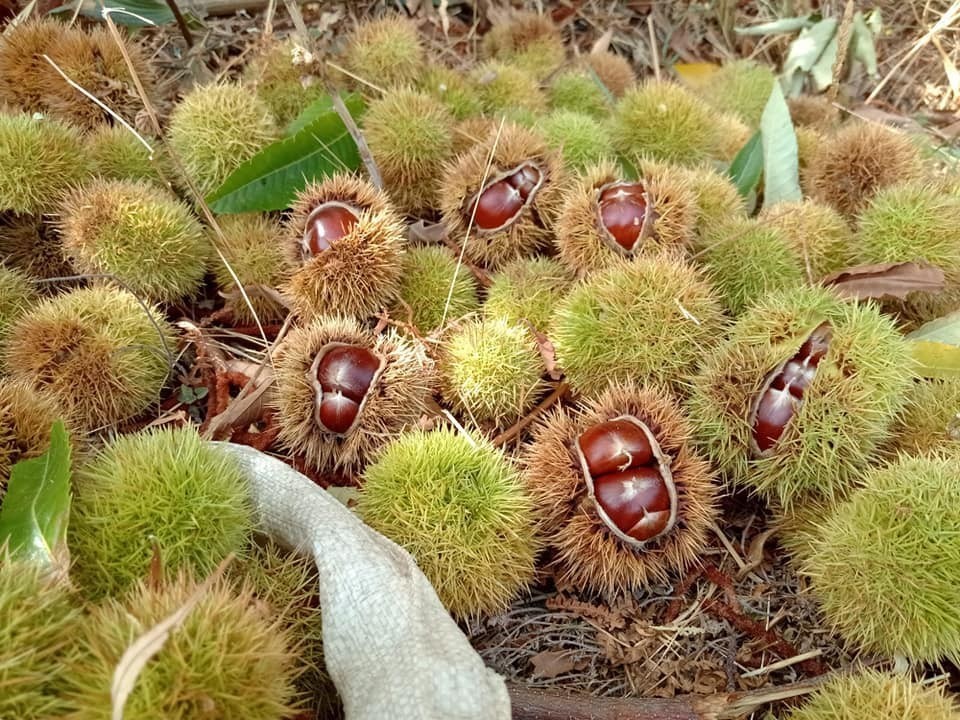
[
  {"left": 309, "top": 344, "right": 384, "bottom": 435},
  {"left": 576, "top": 416, "right": 678, "bottom": 546},
  {"left": 750, "top": 323, "right": 833, "bottom": 457}
]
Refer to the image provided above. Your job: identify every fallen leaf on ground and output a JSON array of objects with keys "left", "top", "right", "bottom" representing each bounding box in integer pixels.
[
  {"left": 530, "top": 650, "right": 580, "bottom": 679},
  {"left": 822, "top": 261, "right": 945, "bottom": 300}
]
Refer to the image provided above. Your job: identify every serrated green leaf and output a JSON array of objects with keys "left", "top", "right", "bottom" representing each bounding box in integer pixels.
[
  {"left": 735, "top": 16, "right": 814, "bottom": 36},
  {"left": 0, "top": 421, "right": 71, "bottom": 569},
  {"left": 207, "top": 94, "right": 365, "bottom": 214},
  {"left": 49, "top": 0, "right": 202, "bottom": 27},
  {"left": 760, "top": 82, "right": 801, "bottom": 208},
  {"left": 285, "top": 94, "right": 337, "bottom": 136},
  {"left": 728, "top": 131, "right": 763, "bottom": 198},
  {"left": 907, "top": 311, "right": 960, "bottom": 378},
  {"left": 782, "top": 17, "right": 838, "bottom": 90}
]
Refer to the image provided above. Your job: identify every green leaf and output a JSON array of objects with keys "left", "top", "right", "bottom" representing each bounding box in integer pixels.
[
  {"left": 728, "top": 131, "right": 763, "bottom": 198},
  {"left": 760, "top": 82, "right": 801, "bottom": 208},
  {"left": 850, "top": 11, "right": 879, "bottom": 78},
  {"left": 49, "top": 0, "right": 202, "bottom": 27},
  {"left": 207, "top": 94, "right": 365, "bottom": 214},
  {"left": 907, "top": 311, "right": 960, "bottom": 378},
  {"left": 809, "top": 31, "right": 839, "bottom": 92},
  {"left": 285, "top": 94, "right": 336, "bottom": 136},
  {"left": 0, "top": 421, "right": 72, "bottom": 568},
  {"left": 735, "top": 16, "right": 814, "bottom": 36},
  {"left": 781, "top": 17, "right": 838, "bottom": 90}
]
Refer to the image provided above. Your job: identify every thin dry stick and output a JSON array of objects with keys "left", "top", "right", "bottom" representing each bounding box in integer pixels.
[
  {"left": 325, "top": 59, "right": 387, "bottom": 94},
  {"left": 647, "top": 15, "right": 661, "bottom": 82},
  {"left": 331, "top": 93, "right": 384, "bottom": 189},
  {"left": 101, "top": 12, "right": 274, "bottom": 360},
  {"left": 439, "top": 117, "right": 506, "bottom": 329},
  {"left": 42, "top": 54, "right": 153, "bottom": 155},
  {"left": 826, "top": 0, "right": 855, "bottom": 103},
  {"left": 493, "top": 382, "right": 570, "bottom": 448},
  {"left": 867, "top": 0, "right": 960, "bottom": 103},
  {"left": 162, "top": 0, "right": 195, "bottom": 48}
]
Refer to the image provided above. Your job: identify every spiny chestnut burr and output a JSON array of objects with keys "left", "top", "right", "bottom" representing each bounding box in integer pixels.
[
  {"left": 439, "top": 122, "right": 567, "bottom": 268},
  {"left": 597, "top": 181, "right": 652, "bottom": 253},
  {"left": 554, "top": 160, "right": 697, "bottom": 276},
  {"left": 468, "top": 162, "right": 543, "bottom": 232},
  {"left": 520, "top": 382, "right": 718, "bottom": 597},
  {"left": 576, "top": 416, "right": 678, "bottom": 546},
  {"left": 302, "top": 202, "right": 359, "bottom": 256},
  {"left": 283, "top": 174, "right": 406, "bottom": 320},
  {"left": 750, "top": 322, "right": 832, "bottom": 457},
  {"left": 272, "top": 316, "right": 436, "bottom": 475},
  {"left": 686, "top": 284, "right": 913, "bottom": 509},
  {"left": 309, "top": 343, "right": 385, "bottom": 436}
]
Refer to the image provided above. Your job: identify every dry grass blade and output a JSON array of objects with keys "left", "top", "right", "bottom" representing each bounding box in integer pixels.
[{"left": 111, "top": 555, "right": 234, "bottom": 720}]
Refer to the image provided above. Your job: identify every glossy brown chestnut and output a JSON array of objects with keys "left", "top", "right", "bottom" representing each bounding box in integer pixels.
[
  {"left": 593, "top": 467, "right": 673, "bottom": 542},
  {"left": 750, "top": 322, "right": 833, "bottom": 456},
  {"left": 317, "top": 345, "right": 382, "bottom": 403},
  {"left": 309, "top": 343, "right": 385, "bottom": 435},
  {"left": 303, "top": 202, "right": 359, "bottom": 255},
  {"left": 319, "top": 392, "right": 360, "bottom": 434},
  {"left": 597, "top": 182, "right": 649, "bottom": 252},
  {"left": 467, "top": 162, "right": 543, "bottom": 231},
  {"left": 575, "top": 414, "right": 678, "bottom": 547},
  {"left": 578, "top": 418, "right": 653, "bottom": 477}
]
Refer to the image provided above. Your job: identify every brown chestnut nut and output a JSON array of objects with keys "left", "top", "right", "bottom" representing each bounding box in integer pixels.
[
  {"left": 593, "top": 466, "right": 673, "bottom": 542},
  {"left": 575, "top": 414, "right": 678, "bottom": 547},
  {"left": 467, "top": 162, "right": 543, "bottom": 232},
  {"left": 578, "top": 418, "right": 653, "bottom": 477},
  {"left": 598, "top": 182, "right": 650, "bottom": 252},
  {"left": 319, "top": 392, "right": 359, "bottom": 434},
  {"left": 750, "top": 322, "right": 833, "bottom": 457},
  {"left": 303, "top": 202, "right": 359, "bottom": 256},
  {"left": 308, "top": 342, "right": 386, "bottom": 436},
  {"left": 317, "top": 345, "right": 382, "bottom": 403}
]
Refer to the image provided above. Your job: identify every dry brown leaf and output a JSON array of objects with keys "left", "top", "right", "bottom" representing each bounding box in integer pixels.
[
  {"left": 822, "top": 261, "right": 945, "bottom": 300},
  {"left": 202, "top": 374, "right": 276, "bottom": 440},
  {"left": 111, "top": 556, "right": 233, "bottom": 720},
  {"left": 408, "top": 219, "right": 448, "bottom": 245},
  {"left": 590, "top": 29, "right": 614, "bottom": 55},
  {"left": 530, "top": 650, "right": 579, "bottom": 679},
  {"left": 739, "top": 527, "right": 778, "bottom": 578},
  {"left": 525, "top": 321, "right": 562, "bottom": 380}
]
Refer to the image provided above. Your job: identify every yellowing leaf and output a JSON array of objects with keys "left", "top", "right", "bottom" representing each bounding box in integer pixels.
[
  {"left": 907, "top": 311, "right": 960, "bottom": 378},
  {"left": 673, "top": 62, "right": 720, "bottom": 90}
]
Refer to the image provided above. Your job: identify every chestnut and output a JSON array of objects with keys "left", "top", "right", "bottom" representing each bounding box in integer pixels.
[
  {"left": 596, "top": 181, "right": 652, "bottom": 253},
  {"left": 308, "top": 342, "right": 386, "bottom": 436},
  {"left": 577, "top": 418, "right": 653, "bottom": 476},
  {"left": 467, "top": 162, "right": 544, "bottom": 232},
  {"left": 750, "top": 322, "right": 833, "bottom": 457},
  {"left": 302, "top": 201, "right": 360, "bottom": 256},
  {"left": 574, "top": 414, "right": 678, "bottom": 547}
]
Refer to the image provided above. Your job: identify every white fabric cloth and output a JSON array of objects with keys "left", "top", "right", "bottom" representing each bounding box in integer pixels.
[{"left": 215, "top": 443, "right": 511, "bottom": 720}]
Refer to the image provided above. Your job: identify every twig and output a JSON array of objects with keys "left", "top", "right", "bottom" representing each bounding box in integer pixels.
[
  {"left": 866, "top": 0, "right": 960, "bottom": 104},
  {"left": 507, "top": 679, "right": 821, "bottom": 720},
  {"left": 331, "top": 92, "right": 383, "bottom": 189},
  {"left": 493, "top": 382, "right": 569, "bottom": 447},
  {"left": 162, "top": 0, "right": 194, "bottom": 48},
  {"left": 647, "top": 15, "right": 661, "bottom": 82}
]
